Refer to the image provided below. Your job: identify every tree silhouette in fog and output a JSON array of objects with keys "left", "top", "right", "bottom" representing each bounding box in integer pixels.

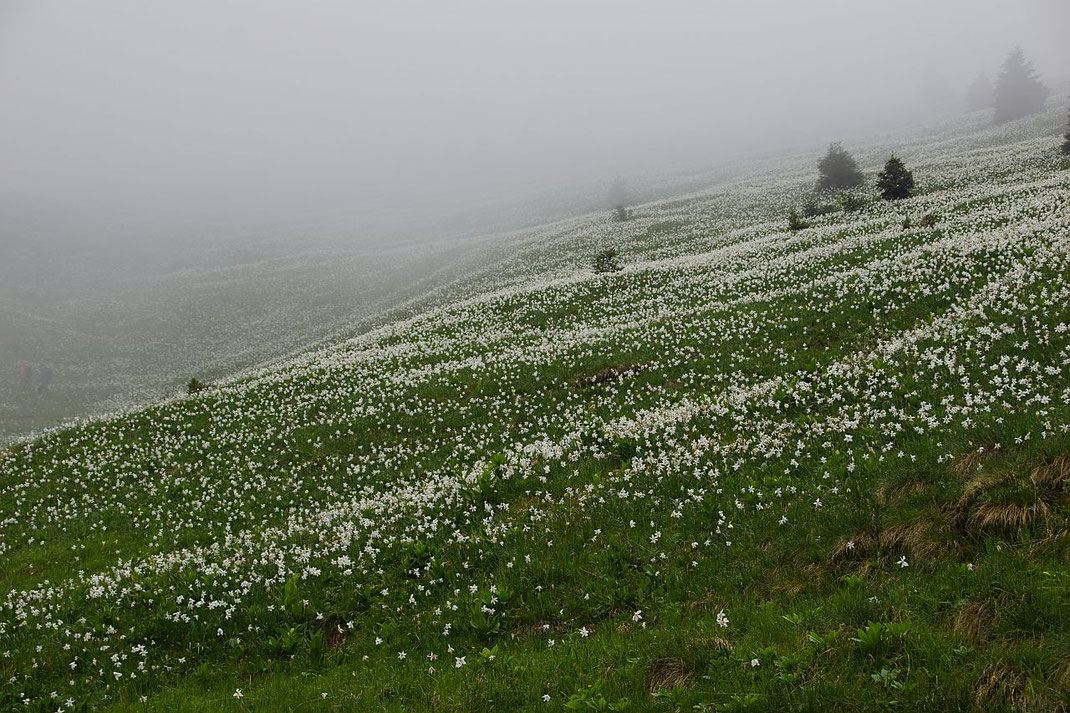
[
  {"left": 817, "top": 143, "right": 864, "bottom": 192},
  {"left": 993, "top": 48, "right": 1048, "bottom": 124}
]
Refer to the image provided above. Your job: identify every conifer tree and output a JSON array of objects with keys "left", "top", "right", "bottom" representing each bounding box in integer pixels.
[
  {"left": 817, "top": 143, "right": 865, "bottom": 192},
  {"left": 876, "top": 155, "right": 916, "bottom": 201},
  {"left": 993, "top": 47, "right": 1048, "bottom": 124}
]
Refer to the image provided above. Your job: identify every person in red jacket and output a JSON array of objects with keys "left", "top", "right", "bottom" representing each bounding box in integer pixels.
[{"left": 18, "top": 360, "right": 31, "bottom": 391}]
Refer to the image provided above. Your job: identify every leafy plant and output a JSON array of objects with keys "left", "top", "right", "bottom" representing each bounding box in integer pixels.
[
  {"left": 918, "top": 212, "right": 940, "bottom": 228},
  {"left": 266, "top": 626, "right": 301, "bottom": 659},
  {"left": 594, "top": 248, "right": 624, "bottom": 274},
  {"left": 565, "top": 681, "right": 629, "bottom": 711},
  {"left": 841, "top": 193, "right": 868, "bottom": 212},
  {"left": 788, "top": 209, "right": 811, "bottom": 233}
]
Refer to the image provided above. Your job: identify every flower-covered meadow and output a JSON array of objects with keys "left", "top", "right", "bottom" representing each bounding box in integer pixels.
[{"left": 2, "top": 107, "right": 1070, "bottom": 711}]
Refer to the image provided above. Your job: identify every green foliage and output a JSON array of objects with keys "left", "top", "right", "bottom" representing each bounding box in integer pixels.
[
  {"left": 918, "top": 211, "right": 940, "bottom": 228},
  {"left": 307, "top": 629, "right": 328, "bottom": 666},
  {"left": 565, "top": 681, "right": 629, "bottom": 711},
  {"left": 593, "top": 248, "right": 624, "bottom": 274},
  {"left": 400, "top": 541, "right": 437, "bottom": 577},
  {"left": 876, "top": 155, "right": 916, "bottom": 201},
  {"left": 187, "top": 376, "right": 206, "bottom": 394},
  {"left": 279, "top": 574, "right": 304, "bottom": 618},
  {"left": 787, "top": 209, "right": 810, "bottom": 233},
  {"left": 802, "top": 200, "right": 837, "bottom": 218},
  {"left": 840, "top": 193, "right": 868, "bottom": 213},
  {"left": 850, "top": 621, "right": 911, "bottom": 658},
  {"left": 817, "top": 142, "right": 865, "bottom": 192},
  {"left": 266, "top": 626, "right": 301, "bottom": 659}
]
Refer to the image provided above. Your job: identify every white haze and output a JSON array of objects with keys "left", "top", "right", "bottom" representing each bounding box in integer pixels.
[{"left": 1, "top": 0, "right": 1069, "bottom": 234}]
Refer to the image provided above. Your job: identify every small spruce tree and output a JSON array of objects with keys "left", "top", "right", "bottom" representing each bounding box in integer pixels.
[
  {"left": 876, "top": 155, "right": 916, "bottom": 201},
  {"left": 817, "top": 143, "right": 865, "bottom": 192},
  {"left": 993, "top": 47, "right": 1048, "bottom": 124}
]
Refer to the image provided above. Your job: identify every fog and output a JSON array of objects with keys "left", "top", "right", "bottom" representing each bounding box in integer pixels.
[{"left": 2, "top": 0, "right": 1068, "bottom": 232}]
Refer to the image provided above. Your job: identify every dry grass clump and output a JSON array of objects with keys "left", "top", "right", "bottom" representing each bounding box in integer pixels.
[
  {"left": 953, "top": 600, "right": 995, "bottom": 642},
  {"left": 952, "top": 456, "right": 1068, "bottom": 537},
  {"left": 971, "top": 664, "right": 1038, "bottom": 712},
  {"left": 645, "top": 657, "right": 689, "bottom": 693},
  {"left": 832, "top": 512, "right": 953, "bottom": 564}
]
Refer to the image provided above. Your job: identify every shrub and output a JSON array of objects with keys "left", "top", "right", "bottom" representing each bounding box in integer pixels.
[
  {"left": 593, "top": 248, "right": 623, "bottom": 274},
  {"left": 788, "top": 209, "right": 811, "bottom": 232},
  {"left": 918, "top": 212, "right": 940, "bottom": 228},
  {"left": 876, "top": 155, "right": 916, "bottom": 201},
  {"left": 841, "top": 193, "right": 868, "bottom": 213},
  {"left": 802, "top": 200, "right": 837, "bottom": 218},
  {"left": 187, "top": 377, "right": 206, "bottom": 394},
  {"left": 817, "top": 142, "right": 865, "bottom": 192}
]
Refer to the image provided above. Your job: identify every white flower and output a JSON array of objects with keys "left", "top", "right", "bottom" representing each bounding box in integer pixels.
[{"left": 233, "top": 689, "right": 243, "bottom": 699}]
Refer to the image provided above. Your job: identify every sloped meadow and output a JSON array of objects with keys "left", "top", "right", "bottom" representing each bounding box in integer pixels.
[{"left": 3, "top": 109, "right": 1070, "bottom": 711}]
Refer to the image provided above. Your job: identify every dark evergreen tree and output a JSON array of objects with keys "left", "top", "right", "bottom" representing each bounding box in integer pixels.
[
  {"left": 817, "top": 143, "right": 865, "bottom": 192},
  {"left": 993, "top": 48, "right": 1048, "bottom": 123},
  {"left": 965, "top": 72, "right": 993, "bottom": 112},
  {"left": 876, "top": 155, "right": 916, "bottom": 201}
]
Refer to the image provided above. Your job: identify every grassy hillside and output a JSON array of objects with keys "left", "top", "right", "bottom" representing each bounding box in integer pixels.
[
  {"left": 2, "top": 108, "right": 1069, "bottom": 712},
  {"left": 0, "top": 216, "right": 515, "bottom": 444}
]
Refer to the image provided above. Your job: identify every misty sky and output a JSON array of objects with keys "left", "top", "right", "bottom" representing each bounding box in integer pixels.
[{"left": 2, "top": 0, "right": 1068, "bottom": 231}]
